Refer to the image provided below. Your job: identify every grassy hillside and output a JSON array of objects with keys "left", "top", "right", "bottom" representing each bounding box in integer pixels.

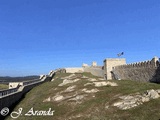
[{"left": 6, "top": 72, "right": 160, "bottom": 120}]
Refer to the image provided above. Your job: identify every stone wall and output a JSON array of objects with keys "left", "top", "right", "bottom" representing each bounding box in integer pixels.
[
  {"left": 9, "top": 79, "right": 40, "bottom": 89},
  {"left": 0, "top": 76, "right": 52, "bottom": 112},
  {"left": 104, "top": 58, "right": 126, "bottom": 80},
  {"left": 0, "top": 69, "right": 64, "bottom": 116},
  {"left": 65, "top": 66, "right": 104, "bottom": 78},
  {"left": 83, "top": 66, "right": 104, "bottom": 77},
  {"left": 65, "top": 67, "right": 84, "bottom": 73},
  {"left": 113, "top": 57, "right": 160, "bottom": 82}
]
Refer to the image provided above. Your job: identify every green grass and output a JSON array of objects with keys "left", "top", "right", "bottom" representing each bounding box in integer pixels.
[
  {"left": 6, "top": 72, "right": 160, "bottom": 120},
  {"left": 0, "top": 84, "right": 8, "bottom": 90}
]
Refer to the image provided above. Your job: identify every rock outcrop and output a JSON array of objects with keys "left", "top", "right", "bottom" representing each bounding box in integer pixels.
[{"left": 113, "top": 89, "right": 160, "bottom": 110}]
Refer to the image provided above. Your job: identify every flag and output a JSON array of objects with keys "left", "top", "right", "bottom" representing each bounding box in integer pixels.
[{"left": 117, "top": 52, "right": 124, "bottom": 57}]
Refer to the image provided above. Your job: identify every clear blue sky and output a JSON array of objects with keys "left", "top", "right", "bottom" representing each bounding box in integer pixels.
[{"left": 0, "top": 0, "right": 160, "bottom": 76}]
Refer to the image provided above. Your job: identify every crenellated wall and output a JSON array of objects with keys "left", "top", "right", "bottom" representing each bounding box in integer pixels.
[{"left": 112, "top": 56, "right": 160, "bottom": 82}]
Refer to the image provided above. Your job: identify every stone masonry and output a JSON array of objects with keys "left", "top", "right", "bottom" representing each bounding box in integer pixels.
[
  {"left": 103, "top": 56, "right": 160, "bottom": 82},
  {"left": 103, "top": 58, "right": 126, "bottom": 80}
]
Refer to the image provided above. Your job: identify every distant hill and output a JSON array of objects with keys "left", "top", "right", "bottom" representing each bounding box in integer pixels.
[{"left": 0, "top": 75, "right": 39, "bottom": 83}]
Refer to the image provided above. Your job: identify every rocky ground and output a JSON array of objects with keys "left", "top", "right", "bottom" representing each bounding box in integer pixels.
[{"left": 6, "top": 72, "right": 160, "bottom": 120}]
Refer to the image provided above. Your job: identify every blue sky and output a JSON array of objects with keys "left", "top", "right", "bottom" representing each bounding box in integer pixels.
[{"left": 0, "top": 0, "right": 160, "bottom": 76}]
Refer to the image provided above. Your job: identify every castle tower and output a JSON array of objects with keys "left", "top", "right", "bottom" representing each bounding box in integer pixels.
[
  {"left": 92, "top": 61, "right": 97, "bottom": 67},
  {"left": 103, "top": 58, "right": 126, "bottom": 80},
  {"left": 151, "top": 56, "right": 159, "bottom": 67}
]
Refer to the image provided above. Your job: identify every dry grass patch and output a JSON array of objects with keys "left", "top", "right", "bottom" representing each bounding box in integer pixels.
[{"left": 0, "top": 84, "right": 8, "bottom": 90}]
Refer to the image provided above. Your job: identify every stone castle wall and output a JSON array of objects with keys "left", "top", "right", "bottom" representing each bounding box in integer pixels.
[
  {"left": 83, "top": 66, "right": 104, "bottom": 77},
  {"left": 65, "top": 68, "right": 84, "bottom": 73},
  {"left": 113, "top": 57, "right": 160, "bottom": 82},
  {"left": 65, "top": 62, "right": 104, "bottom": 78},
  {"left": 0, "top": 76, "right": 52, "bottom": 113},
  {"left": 0, "top": 69, "right": 64, "bottom": 115},
  {"left": 104, "top": 58, "right": 126, "bottom": 80},
  {"left": 65, "top": 57, "right": 160, "bottom": 82},
  {"left": 64, "top": 66, "right": 104, "bottom": 78}
]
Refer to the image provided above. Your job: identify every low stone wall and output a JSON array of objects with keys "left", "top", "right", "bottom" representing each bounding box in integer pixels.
[
  {"left": 0, "top": 76, "right": 52, "bottom": 113},
  {"left": 83, "top": 67, "right": 104, "bottom": 77},
  {"left": 0, "top": 68, "right": 65, "bottom": 114},
  {"left": 65, "top": 67, "right": 104, "bottom": 78},
  {"left": 0, "top": 88, "right": 18, "bottom": 97},
  {"left": 65, "top": 67, "right": 84, "bottom": 73}
]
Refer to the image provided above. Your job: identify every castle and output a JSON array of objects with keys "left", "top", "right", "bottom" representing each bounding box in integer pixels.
[
  {"left": 65, "top": 56, "right": 160, "bottom": 83},
  {"left": 0, "top": 56, "right": 159, "bottom": 115}
]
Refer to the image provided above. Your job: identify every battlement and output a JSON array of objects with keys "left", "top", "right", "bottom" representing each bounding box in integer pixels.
[
  {"left": 103, "top": 56, "right": 160, "bottom": 81},
  {"left": 111, "top": 56, "right": 160, "bottom": 82},
  {"left": 114, "top": 56, "right": 159, "bottom": 69}
]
